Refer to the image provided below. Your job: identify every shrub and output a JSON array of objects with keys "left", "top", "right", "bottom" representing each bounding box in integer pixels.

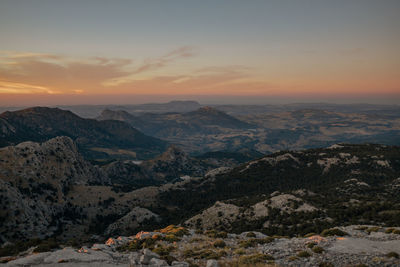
[
  {"left": 164, "top": 234, "right": 181, "bottom": 242},
  {"left": 205, "top": 230, "right": 227, "bottom": 238},
  {"left": 307, "top": 242, "right": 317, "bottom": 248},
  {"left": 152, "top": 245, "right": 174, "bottom": 256},
  {"left": 320, "top": 228, "right": 348, "bottom": 237},
  {"left": 386, "top": 252, "right": 399, "bottom": 259},
  {"left": 297, "top": 250, "right": 311, "bottom": 257},
  {"left": 393, "top": 229, "right": 400, "bottom": 235},
  {"left": 0, "top": 239, "right": 41, "bottom": 257},
  {"left": 183, "top": 248, "right": 226, "bottom": 260},
  {"left": 33, "top": 239, "right": 59, "bottom": 253},
  {"left": 312, "top": 246, "right": 324, "bottom": 254},
  {"left": 195, "top": 229, "right": 203, "bottom": 234},
  {"left": 288, "top": 256, "right": 298, "bottom": 261},
  {"left": 319, "top": 262, "right": 334, "bottom": 267},
  {"left": 246, "top": 232, "right": 256, "bottom": 238},
  {"left": 234, "top": 248, "right": 246, "bottom": 255},
  {"left": 304, "top": 232, "right": 316, "bottom": 237},
  {"left": 213, "top": 239, "right": 226, "bottom": 248},
  {"left": 385, "top": 228, "right": 395, "bottom": 234},
  {"left": 366, "top": 227, "right": 380, "bottom": 233},
  {"left": 239, "top": 253, "right": 274, "bottom": 264}
]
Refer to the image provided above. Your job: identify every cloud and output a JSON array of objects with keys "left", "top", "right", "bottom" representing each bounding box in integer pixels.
[
  {"left": 0, "top": 47, "right": 277, "bottom": 96},
  {"left": 0, "top": 47, "right": 196, "bottom": 94}
]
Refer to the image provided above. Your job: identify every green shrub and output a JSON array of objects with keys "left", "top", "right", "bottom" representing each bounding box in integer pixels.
[
  {"left": 213, "top": 239, "right": 226, "bottom": 248},
  {"left": 386, "top": 251, "right": 399, "bottom": 258},
  {"left": 239, "top": 253, "right": 274, "bottom": 264},
  {"left": 288, "top": 256, "right": 298, "bottom": 261},
  {"left": 312, "top": 246, "right": 324, "bottom": 254},
  {"left": 320, "top": 228, "right": 348, "bottom": 237},
  {"left": 297, "top": 250, "right": 311, "bottom": 257}
]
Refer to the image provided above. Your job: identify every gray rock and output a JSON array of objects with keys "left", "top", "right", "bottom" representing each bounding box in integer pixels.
[
  {"left": 139, "top": 249, "right": 160, "bottom": 264},
  {"left": 206, "top": 259, "right": 219, "bottom": 267},
  {"left": 149, "top": 258, "right": 169, "bottom": 266}
]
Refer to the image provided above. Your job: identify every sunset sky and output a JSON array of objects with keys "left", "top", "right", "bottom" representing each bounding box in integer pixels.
[{"left": 0, "top": 0, "right": 399, "bottom": 105}]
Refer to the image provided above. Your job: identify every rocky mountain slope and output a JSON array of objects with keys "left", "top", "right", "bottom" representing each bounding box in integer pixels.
[
  {"left": 157, "top": 144, "right": 400, "bottom": 236},
  {"left": 0, "top": 107, "right": 167, "bottom": 160},
  {"left": 1, "top": 139, "right": 399, "bottom": 266},
  {"left": 0, "top": 136, "right": 108, "bottom": 242}
]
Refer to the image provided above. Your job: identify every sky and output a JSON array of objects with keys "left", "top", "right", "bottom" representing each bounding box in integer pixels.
[{"left": 0, "top": 0, "right": 399, "bottom": 105}]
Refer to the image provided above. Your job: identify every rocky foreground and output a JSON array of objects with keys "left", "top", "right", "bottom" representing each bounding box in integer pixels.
[{"left": 2, "top": 225, "right": 400, "bottom": 267}]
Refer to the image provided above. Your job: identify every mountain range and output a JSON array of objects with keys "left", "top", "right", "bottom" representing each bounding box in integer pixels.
[{"left": 0, "top": 107, "right": 167, "bottom": 160}]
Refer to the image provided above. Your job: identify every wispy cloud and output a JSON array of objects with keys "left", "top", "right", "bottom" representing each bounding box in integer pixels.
[
  {"left": 0, "top": 47, "right": 276, "bottom": 96},
  {"left": 0, "top": 47, "right": 195, "bottom": 94}
]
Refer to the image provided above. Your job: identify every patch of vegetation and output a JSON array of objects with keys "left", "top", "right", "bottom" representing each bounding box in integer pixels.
[
  {"left": 213, "top": 239, "right": 226, "bottom": 248},
  {"left": 205, "top": 230, "right": 228, "bottom": 238},
  {"left": 318, "top": 262, "right": 334, "bottom": 267},
  {"left": 385, "top": 228, "right": 395, "bottom": 234},
  {"left": 238, "top": 253, "right": 274, "bottom": 264},
  {"left": 32, "top": 239, "right": 59, "bottom": 253},
  {"left": 164, "top": 234, "right": 181, "bottom": 242},
  {"left": 304, "top": 232, "right": 316, "bottom": 237},
  {"left": 312, "top": 246, "right": 324, "bottom": 253},
  {"left": 117, "top": 237, "right": 157, "bottom": 251},
  {"left": 0, "top": 239, "right": 41, "bottom": 257},
  {"left": 246, "top": 232, "right": 256, "bottom": 238},
  {"left": 386, "top": 251, "right": 399, "bottom": 259},
  {"left": 234, "top": 248, "right": 246, "bottom": 255},
  {"left": 306, "top": 242, "right": 317, "bottom": 248},
  {"left": 320, "top": 228, "right": 348, "bottom": 237},
  {"left": 183, "top": 248, "right": 227, "bottom": 260},
  {"left": 297, "top": 250, "right": 311, "bottom": 257},
  {"left": 366, "top": 226, "right": 380, "bottom": 233}
]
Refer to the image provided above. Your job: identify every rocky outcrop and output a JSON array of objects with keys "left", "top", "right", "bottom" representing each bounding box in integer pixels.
[{"left": 105, "top": 207, "right": 160, "bottom": 236}]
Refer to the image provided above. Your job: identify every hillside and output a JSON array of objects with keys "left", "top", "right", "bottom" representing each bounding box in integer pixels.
[
  {"left": 0, "top": 107, "right": 168, "bottom": 160},
  {"left": 157, "top": 144, "right": 400, "bottom": 235}
]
